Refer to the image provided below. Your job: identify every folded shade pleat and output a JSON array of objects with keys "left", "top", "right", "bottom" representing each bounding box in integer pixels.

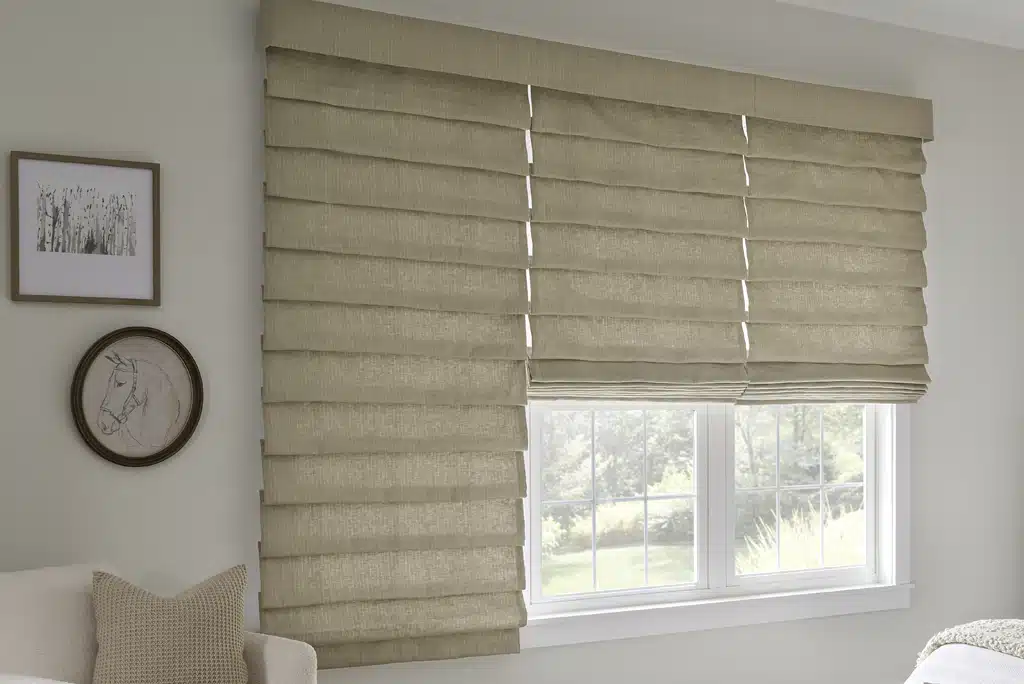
[
  {"left": 531, "top": 88, "right": 746, "bottom": 153},
  {"left": 314, "top": 630, "right": 521, "bottom": 668},
  {"left": 747, "top": 324, "right": 928, "bottom": 365},
  {"left": 265, "top": 199, "right": 527, "bottom": 268},
  {"left": 531, "top": 133, "right": 746, "bottom": 195},
  {"left": 529, "top": 360, "right": 748, "bottom": 386},
  {"left": 746, "top": 362, "right": 931, "bottom": 384},
  {"left": 260, "top": 547, "right": 524, "bottom": 607},
  {"left": 266, "top": 148, "right": 528, "bottom": 220},
  {"left": 746, "top": 282, "right": 926, "bottom": 325},
  {"left": 264, "top": 250, "right": 528, "bottom": 314},
  {"left": 266, "top": 49, "right": 530, "bottom": 128},
  {"left": 746, "top": 198, "right": 925, "bottom": 249},
  {"left": 746, "top": 118, "right": 926, "bottom": 173},
  {"left": 746, "top": 241, "right": 927, "bottom": 287},
  {"left": 530, "top": 224, "right": 744, "bottom": 277},
  {"left": 262, "top": 593, "right": 527, "bottom": 647},
  {"left": 530, "top": 317, "right": 746, "bottom": 364},
  {"left": 264, "top": 302, "right": 526, "bottom": 360},
  {"left": 741, "top": 361, "right": 929, "bottom": 402},
  {"left": 263, "top": 352, "right": 527, "bottom": 406},
  {"left": 260, "top": 499, "right": 524, "bottom": 557},
  {"left": 747, "top": 158, "right": 926, "bottom": 211},
  {"left": 263, "top": 404, "right": 528, "bottom": 455},
  {"left": 531, "top": 178, "right": 747, "bottom": 236},
  {"left": 266, "top": 97, "right": 528, "bottom": 175},
  {"left": 529, "top": 271, "right": 744, "bottom": 321},
  {"left": 262, "top": 451, "right": 525, "bottom": 505}
]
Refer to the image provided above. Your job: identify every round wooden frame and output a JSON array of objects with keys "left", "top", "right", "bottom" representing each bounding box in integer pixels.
[{"left": 71, "top": 327, "right": 203, "bottom": 467}]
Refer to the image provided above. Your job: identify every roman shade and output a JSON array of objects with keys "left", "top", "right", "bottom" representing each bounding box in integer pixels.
[
  {"left": 260, "top": 24, "right": 530, "bottom": 667},
  {"left": 742, "top": 119, "right": 930, "bottom": 402},
  {"left": 261, "top": 0, "right": 934, "bottom": 669},
  {"left": 527, "top": 89, "right": 749, "bottom": 400}
]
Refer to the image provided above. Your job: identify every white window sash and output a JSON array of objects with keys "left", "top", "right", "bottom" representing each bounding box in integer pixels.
[{"left": 525, "top": 402, "right": 899, "bottom": 615}]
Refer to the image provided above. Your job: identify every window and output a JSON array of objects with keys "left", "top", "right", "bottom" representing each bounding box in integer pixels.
[{"left": 525, "top": 402, "right": 906, "bottom": 625}]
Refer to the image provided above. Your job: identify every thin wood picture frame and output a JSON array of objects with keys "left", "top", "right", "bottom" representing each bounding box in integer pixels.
[{"left": 9, "top": 151, "right": 161, "bottom": 305}]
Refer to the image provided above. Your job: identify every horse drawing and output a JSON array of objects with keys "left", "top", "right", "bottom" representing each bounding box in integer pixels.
[{"left": 97, "top": 351, "right": 181, "bottom": 450}]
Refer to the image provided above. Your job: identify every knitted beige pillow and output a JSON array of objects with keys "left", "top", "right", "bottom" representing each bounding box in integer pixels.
[{"left": 91, "top": 565, "right": 248, "bottom": 684}]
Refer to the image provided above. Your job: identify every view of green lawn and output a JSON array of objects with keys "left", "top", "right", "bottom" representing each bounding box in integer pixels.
[
  {"left": 540, "top": 506, "right": 866, "bottom": 596},
  {"left": 541, "top": 544, "right": 694, "bottom": 596}
]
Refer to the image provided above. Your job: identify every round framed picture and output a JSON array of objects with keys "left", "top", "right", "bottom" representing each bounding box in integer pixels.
[{"left": 71, "top": 327, "right": 203, "bottom": 467}]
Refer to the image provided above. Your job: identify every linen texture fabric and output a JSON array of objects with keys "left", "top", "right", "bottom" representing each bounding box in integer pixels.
[
  {"left": 91, "top": 566, "right": 248, "bottom": 684},
  {"left": 261, "top": 31, "right": 528, "bottom": 667}
]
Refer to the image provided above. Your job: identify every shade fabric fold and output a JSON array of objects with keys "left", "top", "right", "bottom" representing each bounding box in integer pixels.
[
  {"left": 264, "top": 250, "right": 527, "bottom": 313},
  {"left": 262, "top": 451, "right": 525, "bottom": 505},
  {"left": 264, "top": 302, "right": 525, "bottom": 360},
  {"left": 262, "top": 352, "right": 528, "bottom": 405},
  {"left": 261, "top": 32, "right": 528, "bottom": 665},
  {"left": 260, "top": 547, "right": 525, "bottom": 608},
  {"left": 260, "top": 499, "right": 525, "bottom": 557},
  {"left": 265, "top": 199, "right": 527, "bottom": 268},
  {"left": 314, "top": 630, "right": 522, "bottom": 669},
  {"left": 261, "top": 593, "right": 527, "bottom": 647}
]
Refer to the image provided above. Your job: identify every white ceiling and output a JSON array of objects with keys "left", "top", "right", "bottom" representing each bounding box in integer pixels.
[{"left": 776, "top": 0, "right": 1024, "bottom": 49}]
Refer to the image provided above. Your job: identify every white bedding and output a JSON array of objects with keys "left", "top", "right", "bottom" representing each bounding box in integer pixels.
[{"left": 906, "top": 644, "right": 1024, "bottom": 684}]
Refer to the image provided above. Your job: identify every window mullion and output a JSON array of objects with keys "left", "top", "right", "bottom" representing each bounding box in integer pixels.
[
  {"left": 590, "top": 409, "right": 597, "bottom": 592},
  {"left": 642, "top": 410, "right": 649, "bottom": 587},
  {"left": 819, "top": 406, "right": 825, "bottom": 568},
  {"left": 775, "top": 407, "right": 781, "bottom": 572},
  {"left": 865, "top": 405, "right": 879, "bottom": 581},
  {"left": 706, "top": 403, "right": 730, "bottom": 589}
]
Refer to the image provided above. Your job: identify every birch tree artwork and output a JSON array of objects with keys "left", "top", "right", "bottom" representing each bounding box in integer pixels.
[{"left": 35, "top": 184, "right": 137, "bottom": 256}]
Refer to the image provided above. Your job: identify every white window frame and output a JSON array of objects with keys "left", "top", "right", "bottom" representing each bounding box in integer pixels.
[{"left": 521, "top": 403, "right": 912, "bottom": 649}]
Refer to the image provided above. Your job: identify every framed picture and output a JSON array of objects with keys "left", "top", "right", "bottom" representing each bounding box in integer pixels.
[
  {"left": 71, "top": 327, "right": 203, "bottom": 467},
  {"left": 9, "top": 151, "right": 160, "bottom": 305}
]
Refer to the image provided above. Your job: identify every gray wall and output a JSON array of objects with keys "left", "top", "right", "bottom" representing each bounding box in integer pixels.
[{"left": 2, "top": 0, "right": 1022, "bottom": 682}]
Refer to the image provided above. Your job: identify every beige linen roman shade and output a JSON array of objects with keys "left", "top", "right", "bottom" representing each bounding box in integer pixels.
[
  {"left": 742, "top": 119, "right": 930, "bottom": 402},
  {"left": 528, "top": 90, "right": 749, "bottom": 400},
  {"left": 261, "top": 7, "right": 531, "bottom": 666},
  {"left": 261, "top": 0, "right": 934, "bottom": 668}
]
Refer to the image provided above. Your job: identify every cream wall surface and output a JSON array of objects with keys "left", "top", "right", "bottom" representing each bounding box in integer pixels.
[
  {"left": 1, "top": 0, "right": 1023, "bottom": 682},
  {"left": 0, "top": 0, "right": 265, "bottom": 622}
]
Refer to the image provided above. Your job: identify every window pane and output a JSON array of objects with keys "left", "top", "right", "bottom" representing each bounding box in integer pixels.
[
  {"left": 648, "top": 498, "right": 695, "bottom": 586},
  {"left": 779, "top": 406, "right": 821, "bottom": 486},
  {"left": 540, "top": 502, "right": 593, "bottom": 596},
  {"left": 595, "top": 501, "right": 646, "bottom": 590},
  {"left": 778, "top": 489, "right": 822, "bottom": 571},
  {"left": 735, "top": 491, "right": 778, "bottom": 575},
  {"left": 538, "top": 409, "right": 593, "bottom": 502},
  {"left": 734, "top": 406, "right": 778, "bottom": 488},
  {"left": 823, "top": 405, "right": 865, "bottom": 484},
  {"left": 646, "top": 408, "right": 696, "bottom": 495},
  {"left": 824, "top": 486, "right": 866, "bottom": 567},
  {"left": 595, "top": 409, "right": 645, "bottom": 499}
]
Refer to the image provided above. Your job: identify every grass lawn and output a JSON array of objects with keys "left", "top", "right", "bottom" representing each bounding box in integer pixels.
[{"left": 541, "top": 543, "right": 694, "bottom": 596}]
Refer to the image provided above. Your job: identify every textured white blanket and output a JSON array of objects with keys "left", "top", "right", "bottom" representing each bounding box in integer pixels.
[
  {"left": 909, "top": 645, "right": 1024, "bottom": 684},
  {"left": 919, "top": 619, "right": 1024, "bottom": 665}
]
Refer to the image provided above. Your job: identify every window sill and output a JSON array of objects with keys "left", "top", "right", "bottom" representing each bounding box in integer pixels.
[{"left": 521, "top": 583, "right": 913, "bottom": 649}]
